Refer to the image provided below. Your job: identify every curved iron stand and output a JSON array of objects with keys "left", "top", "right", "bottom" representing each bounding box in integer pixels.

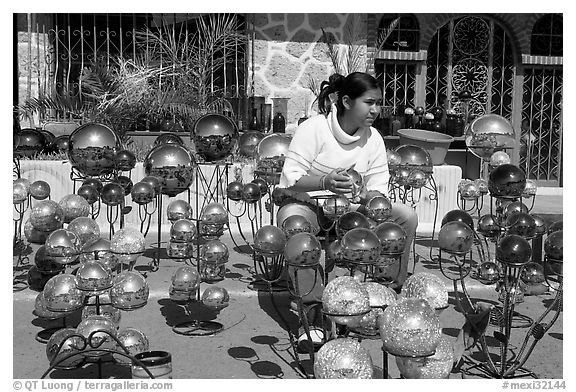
[
  {"left": 226, "top": 198, "right": 264, "bottom": 254},
  {"left": 14, "top": 155, "right": 22, "bottom": 179},
  {"left": 14, "top": 194, "right": 32, "bottom": 290}
]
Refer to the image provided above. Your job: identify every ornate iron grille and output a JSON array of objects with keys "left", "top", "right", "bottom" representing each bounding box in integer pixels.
[{"left": 375, "top": 60, "right": 417, "bottom": 111}]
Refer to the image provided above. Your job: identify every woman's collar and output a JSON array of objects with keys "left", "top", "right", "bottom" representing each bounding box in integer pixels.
[{"left": 328, "top": 104, "right": 366, "bottom": 145}]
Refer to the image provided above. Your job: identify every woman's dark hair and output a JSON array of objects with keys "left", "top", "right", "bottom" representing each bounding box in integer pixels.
[{"left": 317, "top": 72, "right": 380, "bottom": 115}]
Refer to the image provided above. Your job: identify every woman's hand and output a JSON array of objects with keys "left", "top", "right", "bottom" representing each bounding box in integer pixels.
[{"left": 323, "top": 168, "right": 353, "bottom": 194}]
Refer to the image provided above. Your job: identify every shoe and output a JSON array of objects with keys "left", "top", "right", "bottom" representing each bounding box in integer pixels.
[{"left": 297, "top": 328, "right": 324, "bottom": 353}]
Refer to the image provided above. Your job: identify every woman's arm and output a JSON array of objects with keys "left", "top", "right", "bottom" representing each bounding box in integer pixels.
[{"left": 287, "top": 169, "right": 353, "bottom": 194}]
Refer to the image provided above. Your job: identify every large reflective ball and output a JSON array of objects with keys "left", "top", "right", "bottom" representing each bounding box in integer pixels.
[
  {"left": 171, "top": 266, "right": 200, "bottom": 292},
  {"left": 43, "top": 274, "right": 84, "bottom": 312},
  {"left": 170, "top": 219, "right": 196, "bottom": 243},
  {"left": 116, "top": 175, "right": 134, "bottom": 196},
  {"left": 30, "top": 200, "right": 65, "bottom": 231},
  {"left": 365, "top": 196, "right": 392, "bottom": 223},
  {"left": 314, "top": 338, "right": 373, "bottom": 379},
  {"left": 521, "top": 262, "right": 545, "bottom": 285},
  {"left": 45, "top": 229, "right": 82, "bottom": 265},
  {"left": 255, "top": 134, "right": 291, "bottom": 184},
  {"left": 465, "top": 114, "right": 515, "bottom": 160},
  {"left": 77, "top": 185, "right": 99, "bottom": 205},
  {"left": 167, "top": 241, "right": 195, "bottom": 260},
  {"left": 544, "top": 230, "right": 563, "bottom": 261},
  {"left": 340, "top": 228, "right": 381, "bottom": 265},
  {"left": 387, "top": 149, "right": 402, "bottom": 169},
  {"left": 75, "top": 260, "right": 113, "bottom": 292},
  {"left": 13, "top": 180, "right": 28, "bottom": 204},
  {"left": 238, "top": 130, "right": 265, "bottom": 158},
  {"left": 82, "top": 178, "right": 104, "bottom": 195},
  {"left": 34, "top": 290, "right": 67, "bottom": 319},
  {"left": 489, "top": 151, "right": 511, "bottom": 167},
  {"left": 253, "top": 225, "right": 287, "bottom": 256},
  {"left": 114, "top": 149, "right": 136, "bottom": 172},
  {"left": 532, "top": 215, "right": 547, "bottom": 238},
  {"left": 395, "top": 144, "right": 433, "bottom": 173},
  {"left": 201, "top": 286, "right": 230, "bottom": 310},
  {"left": 488, "top": 164, "right": 526, "bottom": 199},
  {"left": 82, "top": 238, "right": 118, "bottom": 271},
  {"left": 30, "top": 180, "right": 51, "bottom": 200},
  {"left": 100, "top": 182, "right": 125, "bottom": 206},
  {"left": 322, "top": 276, "right": 371, "bottom": 326},
  {"left": 51, "top": 135, "right": 70, "bottom": 153},
  {"left": 40, "top": 130, "right": 55, "bottom": 146},
  {"left": 110, "top": 227, "right": 146, "bottom": 261},
  {"left": 251, "top": 178, "right": 269, "bottom": 196},
  {"left": 438, "top": 221, "right": 475, "bottom": 255},
  {"left": 374, "top": 222, "right": 407, "bottom": 255},
  {"left": 496, "top": 234, "right": 532, "bottom": 266},
  {"left": 355, "top": 282, "right": 397, "bottom": 335},
  {"left": 242, "top": 182, "right": 262, "bottom": 203},
  {"left": 45, "top": 328, "right": 84, "bottom": 368},
  {"left": 165, "top": 200, "right": 192, "bottom": 223},
  {"left": 407, "top": 169, "right": 429, "bottom": 189},
  {"left": 281, "top": 215, "right": 312, "bottom": 238},
  {"left": 477, "top": 214, "right": 501, "bottom": 238},
  {"left": 441, "top": 209, "right": 474, "bottom": 231},
  {"left": 140, "top": 176, "right": 162, "bottom": 195},
  {"left": 143, "top": 143, "right": 195, "bottom": 197},
  {"left": 68, "top": 123, "right": 120, "bottom": 176},
  {"left": 154, "top": 132, "right": 184, "bottom": 147},
  {"left": 402, "top": 272, "right": 448, "bottom": 310},
  {"left": 82, "top": 299, "right": 122, "bottom": 328},
  {"left": 474, "top": 178, "right": 489, "bottom": 194},
  {"left": 76, "top": 315, "right": 117, "bottom": 357},
  {"left": 507, "top": 212, "right": 537, "bottom": 238},
  {"left": 24, "top": 219, "right": 54, "bottom": 244},
  {"left": 522, "top": 179, "right": 538, "bottom": 198},
  {"left": 201, "top": 202, "right": 229, "bottom": 225},
  {"left": 34, "top": 246, "right": 64, "bottom": 274},
  {"left": 59, "top": 194, "right": 90, "bottom": 223},
  {"left": 396, "top": 336, "right": 454, "bottom": 379},
  {"left": 192, "top": 113, "right": 238, "bottom": 161},
  {"left": 110, "top": 271, "right": 149, "bottom": 310},
  {"left": 321, "top": 195, "right": 351, "bottom": 220},
  {"left": 130, "top": 181, "right": 156, "bottom": 205},
  {"left": 336, "top": 211, "right": 371, "bottom": 239},
  {"left": 201, "top": 239, "right": 229, "bottom": 264},
  {"left": 475, "top": 261, "right": 501, "bottom": 285},
  {"left": 284, "top": 232, "right": 322, "bottom": 266},
  {"left": 503, "top": 201, "right": 529, "bottom": 220},
  {"left": 226, "top": 181, "right": 244, "bottom": 201},
  {"left": 378, "top": 297, "right": 442, "bottom": 357},
  {"left": 114, "top": 328, "right": 150, "bottom": 364},
  {"left": 15, "top": 128, "right": 47, "bottom": 157}
]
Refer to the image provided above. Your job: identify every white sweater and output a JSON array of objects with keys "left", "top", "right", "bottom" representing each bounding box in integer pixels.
[{"left": 279, "top": 105, "right": 390, "bottom": 198}]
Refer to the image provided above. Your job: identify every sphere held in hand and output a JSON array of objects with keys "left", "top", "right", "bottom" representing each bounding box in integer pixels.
[{"left": 314, "top": 338, "right": 373, "bottom": 379}]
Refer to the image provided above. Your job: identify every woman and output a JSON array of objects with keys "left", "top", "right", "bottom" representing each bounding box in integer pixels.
[{"left": 275, "top": 72, "right": 418, "bottom": 346}]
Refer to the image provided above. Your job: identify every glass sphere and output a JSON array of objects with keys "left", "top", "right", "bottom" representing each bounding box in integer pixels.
[
  {"left": 322, "top": 276, "right": 371, "bottom": 326},
  {"left": 154, "top": 132, "right": 184, "bottom": 147},
  {"left": 460, "top": 182, "right": 481, "bottom": 200},
  {"left": 314, "top": 338, "right": 373, "bottom": 379},
  {"left": 475, "top": 261, "right": 501, "bottom": 285},
  {"left": 253, "top": 225, "right": 287, "bottom": 256},
  {"left": 477, "top": 214, "right": 501, "bottom": 238},
  {"left": 238, "top": 130, "right": 265, "bottom": 157},
  {"left": 140, "top": 176, "right": 162, "bottom": 195},
  {"left": 251, "top": 178, "right": 269, "bottom": 196},
  {"left": 496, "top": 234, "right": 532, "bottom": 266},
  {"left": 407, "top": 169, "right": 429, "bottom": 188},
  {"left": 167, "top": 241, "right": 195, "bottom": 260},
  {"left": 30, "top": 200, "right": 65, "bottom": 232},
  {"left": 438, "top": 221, "right": 475, "bottom": 255},
  {"left": 544, "top": 230, "right": 563, "bottom": 261},
  {"left": 27, "top": 265, "right": 55, "bottom": 291},
  {"left": 166, "top": 200, "right": 193, "bottom": 222},
  {"left": 489, "top": 151, "right": 511, "bottom": 167},
  {"left": 255, "top": 134, "right": 291, "bottom": 184},
  {"left": 392, "top": 167, "right": 411, "bottom": 186},
  {"left": 242, "top": 182, "right": 262, "bottom": 203},
  {"left": 43, "top": 274, "right": 84, "bottom": 312},
  {"left": 100, "top": 182, "right": 124, "bottom": 206},
  {"left": 45, "top": 328, "right": 84, "bottom": 368},
  {"left": 75, "top": 260, "right": 113, "bottom": 292},
  {"left": 114, "top": 149, "right": 136, "bottom": 171},
  {"left": 51, "top": 135, "right": 70, "bottom": 153},
  {"left": 116, "top": 175, "right": 134, "bottom": 196},
  {"left": 226, "top": 181, "right": 244, "bottom": 201},
  {"left": 441, "top": 209, "right": 474, "bottom": 231},
  {"left": 335, "top": 211, "right": 371, "bottom": 239},
  {"left": 498, "top": 280, "right": 526, "bottom": 304},
  {"left": 281, "top": 214, "right": 312, "bottom": 238},
  {"left": 77, "top": 184, "right": 99, "bottom": 205},
  {"left": 201, "top": 239, "right": 229, "bottom": 264},
  {"left": 325, "top": 239, "right": 343, "bottom": 265},
  {"left": 30, "top": 180, "right": 51, "bottom": 200},
  {"left": 488, "top": 164, "right": 526, "bottom": 199},
  {"left": 200, "top": 202, "right": 229, "bottom": 225},
  {"left": 130, "top": 181, "right": 156, "bottom": 205},
  {"left": 34, "top": 290, "right": 67, "bottom": 319},
  {"left": 378, "top": 297, "right": 442, "bottom": 357},
  {"left": 396, "top": 336, "right": 454, "bottom": 379},
  {"left": 59, "top": 194, "right": 90, "bottom": 223},
  {"left": 76, "top": 315, "right": 117, "bottom": 357},
  {"left": 321, "top": 195, "right": 351, "bottom": 220},
  {"left": 395, "top": 144, "right": 433, "bottom": 174},
  {"left": 521, "top": 262, "right": 545, "bottom": 285},
  {"left": 170, "top": 219, "right": 196, "bottom": 243},
  {"left": 82, "top": 178, "right": 104, "bottom": 194},
  {"left": 114, "top": 328, "right": 150, "bottom": 364},
  {"left": 68, "top": 123, "right": 120, "bottom": 176},
  {"left": 169, "top": 286, "right": 196, "bottom": 303},
  {"left": 283, "top": 232, "right": 322, "bottom": 266},
  {"left": 522, "top": 179, "right": 538, "bottom": 198},
  {"left": 373, "top": 222, "right": 407, "bottom": 255},
  {"left": 110, "top": 271, "right": 149, "bottom": 310},
  {"left": 82, "top": 238, "right": 118, "bottom": 270},
  {"left": 24, "top": 219, "right": 54, "bottom": 244},
  {"left": 465, "top": 114, "right": 515, "bottom": 160},
  {"left": 34, "top": 245, "right": 65, "bottom": 274},
  {"left": 507, "top": 212, "right": 537, "bottom": 238},
  {"left": 503, "top": 201, "right": 529, "bottom": 220},
  {"left": 192, "top": 113, "right": 238, "bottom": 161},
  {"left": 110, "top": 227, "right": 146, "bottom": 263},
  {"left": 171, "top": 266, "right": 200, "bottom": 292},
  {"left": 340, "top": 228, "right": 381, "bottom": 265},
  {"left": 474, "top": 178, "right": 489, "bottom": 194},
  {"left": 13, "top": 181, "right": 28, "bottom": 204},
  {"left": 401, "top": 272, "right": 448, "bottom": 310},
  {"left": 387, "top": 149, "right": 402, "bottom": 169},
  {"left": 144, "top": 143, "right": 196, "bottom": 197},
  {"left": 531, "top": 215, "right": 547, "bottom": 238},
  {"left": 45, "top": 229, "right": 82, "bottom": 265},
  {"left": 355, "top": 282, "right": 397, "bottom": 335},
  {"left": 201, "top": 286, "right": 230, "bottom": 310},
  {"left": 365, "top": 196, "right": 392, "bottom": 223},
  {"left": 15, "top": 128, "right": 47, "bottom": 157}
]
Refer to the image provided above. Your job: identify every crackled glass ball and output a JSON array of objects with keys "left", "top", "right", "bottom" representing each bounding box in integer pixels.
[
  {"left": 171, "top": 266, "right": 200, "bottom": 292},
  {"left": 488, "top": 164, "right": 526, "bottom": 199},
  {"left": 68, "top": 123, "right": 120, "bottom": 177},
  {"left": 475, "top": 261, "right": 501, "bottom": 285},
  {"left": 201, "top": 286, "right": 230, "bottom": 310},
  {"left": 30, "top": 200, "right": 65, "bottom": 231},
  {"left": 253, "top": 225, "right": 286, "bottom": 256},
  {"left": 238, "top": 130, "right": 265, "bottom": 158},
  {"left": 110, "top": 271, "right": 149, "bottom": 310},
  {"left": 24, "top": 219, "right": 54, "bottom": 244},
  {"left": 441, "top": 209, "right": 474, "bottom": 231},
  {"left": 374, "top": 222, "right": 407, "bottom": 255},
  {"left": 532, "top": 215, "right": 547, "bottom": 238},
  {"left": 378, "top": 297, "right": 442, "bottom": 357},
  {"left": 201, "top": 240, "right": 229, "bottom": 264},
  {"left": 402, "top": 272, "right": 448, "bottom": 311},
  {"left": 43, "top": 274, "right": 84, "bottom": 312},
  {"left": 45, "top": 229, "right": 82, "bottom": 265},
  {"left": 521, "top": 262, "right": 545, "bottom": 285},
  {"left": 30, "top": 180, "right": 51, "bottom": 200},
  {"left": 395, "top": 144, "right": 433, "bottom": 173},
  {"left": 281, "top": 214, "right": 312, "bottom": 238},
  {"left": 365, "top": 196, "right": 392, "bottom": 223},
  {"left": 75, "top": 260, "right": 113, "bottom": 293},
  {"left": 114, "top": 328, "right": 150, "bottom": 364},
  {"left": 474, "top": 178, "right": 489, "bottom": 194},
  {"left": 110, "top": 228, "right": 146, "bottom": 262},
  {"left": 314, "top": 338, "right": 373, "bottom": 379},
  {"left": 322, "top": 276, "right": 371, "bottom": 326},
  {"left": 114, "top": 149, "right": 136, "bottom": 172},
  {"left": 13, "top": 181, "right": 28, "bottom": 204},
  {"left": 226, "top": 181, "right": 244, "bottom": 201},
  {"left": 496, "top": 234, "right": 532, "bottom": 266},
  {"left": 76, "top": 315, "right": 118, "bottom": 357},
  {"left": 355, "top": 282, "right": 397, "bottom": 335},
  {"left": 522, "top": 179, "right": 538, "bottom": 198},
  {"left": 255, "top": 134, "right": 291, "bottom": 184},
  {"left": 507, "top": 212, "right": 537, "bottom": 238},
  {"left": 251, "top": 178, "right": 269, "bottom": 196},
  {"left": 45, "top": 328, "right": 84, "bottom": 368},
  {"left": 321, "top": 195, "right": 351, "bottom": 220},
  {"left": 477, "top": 214, "right": 501, "bottom": 238},
  {"left": 242, "top": 182, "right": 262, "bottom": 203},
  {"left": 130, "top": 181, "right": 156, "bottom": 205},
  {"left": 144, "top": 143, "right": 195, "bottom": 197},
  {"left": 77, "top": 185, "right": 99, "bottom": 205},
  {"left": 336, "top": 211, "right": 370, "bottom": 239},
  {"left": 59, "top": 194, "right": 90, "bottom": 223},
  {"left": 407, "top": 169, "right": 429, "bottom": 189},
  {"left": 544, "top": 230, "right": 563, "bottom": 261},
  {"left": 489, "top": 151, "right": 511, "bottom": 167},
  {"left": 170, "top": 219, "right": 196, "bottom": 243},
  {"left": 465, "top": 114, "right": 515, "bottom": 160},
  {"left": 192, "top": 113, "right": 238, "bottom": 161},
  {"left": 166, "top": 200, "right": 193, "bottom": 222},
  {"left": 340, "top": 228, "right": 381, "bottom": 265},
  {"left": 438, "top": 221, "right": 474, "bottom": 255},
  {"left": 284, "top": 232, "right": 322, "bottom": 266},
  {"left": 201, "top": 202, "right": 229, "bottom": 225},
  {"left": 396, "top": 335, "right": 454, "bottom": 379},
  {"left": 460, "top": 181, "right": 481, "bottom": 200}
]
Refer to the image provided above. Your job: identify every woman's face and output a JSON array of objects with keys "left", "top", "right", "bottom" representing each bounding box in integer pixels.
[{"left": 344, "top": 88, "right": 382, "bottom": 129}]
